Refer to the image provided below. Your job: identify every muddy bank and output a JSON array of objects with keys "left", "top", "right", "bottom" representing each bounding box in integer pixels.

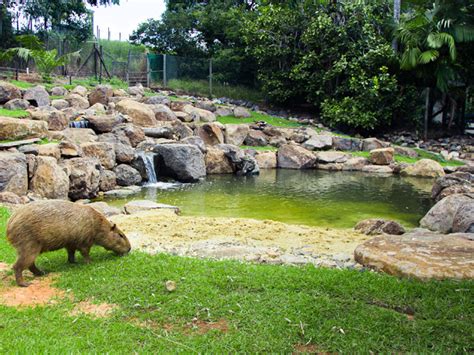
[{"left": 111, "top": 210, "right": 371, "bottom": 267}]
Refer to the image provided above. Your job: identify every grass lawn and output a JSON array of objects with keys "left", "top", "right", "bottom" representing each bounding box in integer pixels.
[
  {"left": 351, "top": 150, "right": 465, "bottom": 167},
  {"left": 218, "top": 111, "right": 303, "bottom": 128},
  {"left": 0, "top": 108, "right": 30, "bottom": 118},
  {"left": 240, "top": 145, "right": 278, "bottom": 152},
  {"left": 0, "top": 206, "right": 472, "bottom": 352}
]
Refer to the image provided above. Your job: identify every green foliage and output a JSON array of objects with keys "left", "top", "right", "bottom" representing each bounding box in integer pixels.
[
  {"left": 240, "top": 145, "right": 278, "bottom": 152},
  {"left": 351, "top": 150, "right": 464, "bottom": 167},
  {"left": 218, "top": 112, "right": 303, "bottom": 128},
  {"left": 0, "top": 108, "right": 30, "bottom": 118}
]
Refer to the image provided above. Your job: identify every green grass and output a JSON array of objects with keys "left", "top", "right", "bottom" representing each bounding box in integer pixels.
[
  {"left": 218, "top": 111, "right": 303, "bottom": 128},
  {"left": 49, "top": 95, "right": 64, "bottom": 100},
  {"left": 166, "top": 79, "right": 265, "bottom": 103},
  {"left": 8, "top": 80, "right": 34, "bottom": 89},
  {"left": 240, "top": 145, "right": 278, "bottom": 152},
  {"left": 0, "top": 108, "right": 30, "bottom": 118},
  {"left": 351, "top": 150, "right": 465, "bottom": 167},
  {"left": 0, "top": 206, "right": 473, "bottom": 352}
]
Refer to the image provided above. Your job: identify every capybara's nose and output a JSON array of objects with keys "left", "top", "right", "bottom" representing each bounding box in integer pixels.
[{"left": 128, "top": 247, "right": 131, "bottom": 253}]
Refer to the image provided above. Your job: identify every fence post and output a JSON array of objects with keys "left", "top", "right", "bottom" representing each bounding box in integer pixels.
[
  {"left": 99, "top": 45, "right": 103, "bottom": 84},
  {"left": 93, "top": 43, "right": 98, "bottom": 80},
  {"left": 146, "top": 54, "right": 150, "bottom": 88},
  {"left": 209, "top": 58, "right": 213, "bottom": 98},
  {"left": 163, "top": 54, "right": 167, "bottom": 87},
  {"left": 126, "top": 49, "right": 131, "bottom": 85}
]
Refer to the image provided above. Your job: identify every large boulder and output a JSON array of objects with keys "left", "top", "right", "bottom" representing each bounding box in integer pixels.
[
  {"left": 224, "top": 124, "right": 249, "bottom": 146},
  {"left": 354, "top": 219, "right": 405, "bottom": 235},
  {"left": 244, "top": 130, "right": 268, "bottom": 146},
  {"left": 114, "top": 164, "right": 142, "bottom": 186},
  {"left": 51, "top": 99, "right": 69, "bottom": 110},
  {"left": 196, "top": 123, "right": 225, "bottom": 146},
  {"left": 217, "top": 144, "right": 259, "bottom": 176},
  {"left": 302, "top": 135, "right": 333, "bottom": 150},
  {"left": 354, "top": 229, "right": 474, "bottom": 280},
  {"left": 420, "top": 193, "right": 474, "bottom": 233},
  {"left": 116, "top": 99, "right": 157, "bottom": 127},
  {"left": 0, "top": 117, "right": 48, "bottom": 140},
  {"left": 401, "top": 159, "right": 445, "bottom": 178},
  {"left": 152, "top": 144, "right": 206, "bottom": 182},
  {"left": 0, "top": 81, "right": 21, "bottom": 104},
  {"left": 316, "top": 151, "right": 349, "bottom": 164},
  {"left": 99, "top": 169, "right": 117, "bottom": 192},
  {"left": 152, "top": 104, "right": 177, "bottom": 121},
  {"left": 38, "top": 143, "right": 61, "bottom": 160},
  {"left": 4, "top": 98, "right": 30, "bottom": 110},
  {"left": 87, "top": 114, "right": 123, "bottom": 133},
  {"left": 62, "top": 157, "right": 101, "bottom": 200},
  {"left": 111, "top": 124, "right": 145, "bottom": 147},
  {"left": 66, "top": 93, "right": 90, "bottom": 109},
  {"left": 342, "top": 157, "right": 368, "bottom": 171},
  {"left": 370, "top": 148, "right": 394, "bottom": 165},
  {"left": 114, "top": 143, "right": 135, "bottom": 164},
  {"left": 24, "top": 86, "right": 50, "bottom": 107},
  {"left": 62, "top": 128, "right": 98, "bottom": 144},
  {"left": 362, "top": 138, "right": 388, "bottom": 151},
  {"left": 332, "top": 137, "right": 361, "bottom": 151},
  {"left": 59, "top": 141, "right": 83, "bottom": 158},
  {"left": 0, "top": 152, "right": 28, "bottom": 195},
  {"left": 233, "top": 106, "right": 251, "bottom": 118},
  {"left": 29, "top": 156, "right": 69, "bottom": 199},
  {"left": 452, "top": 200, "right": 474, "bottom": 233},
  {"left": 88, "top": 85, "right": 113, "bottom": 106},
  {"left": 255, "top": 151, "right": 277, "bottom": 169},
  {"left": 205, "top": 146, "right": 234, "bottom": 174},
  {"left": 431, "top": 172, "right": 473, "bottom": 201},
  {"left": 30, "top": 107, "right": 69, "bottom": 131},
  {"left": 182, "top": 104, "right": 216, "bottom": 122},
  {"left": 71, "top": 85, "right": 88, "bottom": 96},
  {"left": 81, "top": 142, "right": 116, "bottom": 169},
  {"left": 51, "top": 86, "right": 68, "bottom": 96},
  {"left": 277, "top": 144, "right": 316, "bottom": 169}
]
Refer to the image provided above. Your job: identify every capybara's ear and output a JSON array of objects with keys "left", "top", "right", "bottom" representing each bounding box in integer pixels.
[{"left": 110, "top": 222, "right": 116, "bottom": 230}]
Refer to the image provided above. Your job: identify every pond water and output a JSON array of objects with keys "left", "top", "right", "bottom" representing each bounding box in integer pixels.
[{"left": 105, "top": 170, "right": 434, "bottom": 229}]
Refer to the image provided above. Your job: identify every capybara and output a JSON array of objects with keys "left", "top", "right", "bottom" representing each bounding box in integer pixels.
[{"left": 6, "top": 200, "right": 131, "bottom": 287}]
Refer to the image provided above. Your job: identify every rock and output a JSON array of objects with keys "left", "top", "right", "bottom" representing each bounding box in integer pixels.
[
  {"left": 362, "top": 138, "right": 388, "bottom": 151},
  {"left": 420, "top": 193, "right": 474, "bottom": 233},
  {"left": 180, "top": 136, "right": 207, "bottom": 153},
  {"left": 255, "top": 151, "right": 277, "bottom": 169},
  {"left": 316, "top": 151, "right": 349, "bottom": 164},
  {"left": 143, "top": 126, "right": 175, "bottom": 139},
  {"left": 114, "top": 164, "right": 142, "bottom": 186},
  {"left": 401, "top": 159, "right": 445, "bottom": 178},
  {"left": 218, "top": 144, "right": 259, "bottom": 176},
  {"left": 103, "top": 186, "right": 141, "bottom": 198},
  {"left": 51, "top": 99, "right": 69, "bottom": 110},
  {"left": 354, "top": 229, "right": 474, "bottom": 280},
  {"left": 0, "top": 81, "right": 21, "bottom": 104},
  {"left": 87, "top": 114, "right": 123, "bottom": 133},
  {"left": 317, "top": 163, "right": 343, "bottom": 171},
  {"left": 23, "top": 86, "right": 50, "bottom": 107},
  {"left": 0, "top": 191, "right": 25, "bottom": 204},
  {"left": 277, "top": 144, "right": 316, "bottom": 169},
  {"left": 62, "top": 157, "right": 101, "bottom": 200},
  {"left": 431, "top": 172, "right": 473, "bottom": 201},
  {"left": 71, "top": 85, "right": 88, "bottom": 96},
  {"left": 29, "top": 156, "right": 69, "bottom": 199},
  {"left": 128, "top": 84, "right": 145, "bottom": 96},
  {"left": 215, "top": 107, "right": 233, "bottom": 117},
  {"left": 233, "top": 106, "right": 251, "bottom": 118},
  {"left": 153, "top": 144, "right": 206, "bottom": 182},
  {"left": 81, "top": 142, "right": 116, "bottom": 169},
  {"left": 99, "top": 169, "right": 117, "bottom": 192},
  {"left": 394, "top": 146, "right": 418, "bottom": 158},
  {"left": 51, "top": 86, "right": 68, "bottom": 96},
  {"left": 38, "top": 143, "right": 61, "bottom": 160},
  {"left": 88, "top": 85, "right": 113, "bottom": 106},
  {"left": 174, "top": 111, "right": 193, "bottom": 123},
  {"left": 452, "top": 201, "right": 474, "bottom": 233},
  {"left": 244, "top": 130, "right": 268, "bottom": 146},
  {"left": 196, "top": 101, "right": 216, "bottom": 112},
  {"left": 370, "top": 148, "right": 394, "bottom": 165},
  {"left": 0, "top": 152, "right": 28, "bottom": 195},
  {"left": 58, "top": 141, "right": 82, "bottom": 158},
  {"left": 224, "top": 124, "right": 249, "bottom": 146},
  {"left": 62, "top": 128, "right": 98, "bottom": 144},
  {"left": 205, "top": 146, "right": 234, "bottom": 174},
  {"left": 30, "top": 107, "right": 69, "bottom": 131},
  {"left": 114, "top": 143, "right": 135, "bottom": 164},
  {"left": 355, "top": 219, "right": 405, "bottom": 235},
  {"left": 362, "top": 165, "right": 393, "bottom": 174},
  {"left": 196, "top": 123, "right": 225, "bottom": 146},
  {"left": 4, "top": 98, "right": 29, "bottom": 110},
  {"left": 145, "top": 95, "right": 169, "bottom": 105},
  {"left": 66, "top": 93, "right": 90, "bottom": 109},
  {"left": 152, "top": 104, "right": 177, "bottom": 121},
  {"left": 124, "top": 200, "right": 179, "bottom": 215},
  {"left": 116, "top": 99, "right": 157, "bottom": 127},
  {"left": 86, "top": 103, "right": 106, "bottom": 115},
  {"left": 0, "top": 117, "right": 48, "bottom": 140},
  {"left": 342, "top": 157, "right": 368, "bottom": 171},
  {"left": 182, "top": 104, "right": 216, "bottom": 122},
  {"left": 87, "top": 201, "right": 121, "bottom": 217},
  {"left": 170, "top": 100, "right": 191, "bottom": 112},
  {"left": 165, "top": 280, "right": 177, "bottom": 292},
  {"left": 332, "top": 137, "right": 361, "bottom": 151},
  {"left": 111, "top": 124, "right": 145, "bottom": 147},
  {"left": 302, "top": 135, "right": 333, "bottom": 150}
]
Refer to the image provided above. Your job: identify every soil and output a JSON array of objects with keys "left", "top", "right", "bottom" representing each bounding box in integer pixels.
[{"left": 70, "top": 300, "right": 118, "bottom": 318}]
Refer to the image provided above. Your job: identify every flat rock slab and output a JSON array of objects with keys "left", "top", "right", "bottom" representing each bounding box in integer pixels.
[{"left": 354, "top": 229, "right": 474, "bottom": 280}]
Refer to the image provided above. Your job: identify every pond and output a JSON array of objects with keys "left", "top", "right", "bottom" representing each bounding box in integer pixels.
[{"left": 105, "top": 170, "right": 434, "bottom": 229}]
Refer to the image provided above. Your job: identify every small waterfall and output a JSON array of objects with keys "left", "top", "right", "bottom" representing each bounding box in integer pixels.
[
  {"left": 69, "top": 120, "right": 89, "bottom": 128},
  {"left": 138, "top": 151, "right": 158, "bottom": 184}
]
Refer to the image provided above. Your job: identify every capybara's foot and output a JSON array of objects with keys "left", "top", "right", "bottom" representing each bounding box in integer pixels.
[
  {"left": 29, "top": 265, "right": 46, "bottom": 276},
  {"left": 18, "top": 281, "right": 31, "bottom": 287}
]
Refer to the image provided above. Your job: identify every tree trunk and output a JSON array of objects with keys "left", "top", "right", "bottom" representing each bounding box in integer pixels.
[
  {"left": 424, "top": 87, "right": 430, "bottom": 141},
  {"left": 392, "top": 0, "right": 401, "bottom": 51}
]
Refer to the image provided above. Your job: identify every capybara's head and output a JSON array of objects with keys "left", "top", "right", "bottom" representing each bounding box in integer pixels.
[{"left": 100, "top": 222, "right": 131, "bottom": 256}]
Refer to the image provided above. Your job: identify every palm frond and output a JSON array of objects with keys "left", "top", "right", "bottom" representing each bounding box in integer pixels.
[
  {"left": 400, "top": 47, "right": 421, "bottom": 69},
  {"left": 427, "top": 32, "right": 456, "bottom": 60},
  {"left": 453, "top": 25, "right": 474, "bottom": 42},
  {"left": 418, "top": 49, "right": 439, "bottom": 64}
]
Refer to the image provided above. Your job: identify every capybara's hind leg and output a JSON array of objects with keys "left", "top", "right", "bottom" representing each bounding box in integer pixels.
[
  {"left": 79, "top": 247, "right": 91, "bottom": 264},
  {"left": 67, "top": 247, "right": 76, "bottom": 263},
  {"left": 13, "top": 250, "right": 39, "bottom": 287},
  {"left": 28, "top": 262, "right": 46, "bottom": 276}
]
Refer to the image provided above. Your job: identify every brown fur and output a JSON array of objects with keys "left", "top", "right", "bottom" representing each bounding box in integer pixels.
[{"left": 6, "top": 200, "right": 131, "bottom": 287}]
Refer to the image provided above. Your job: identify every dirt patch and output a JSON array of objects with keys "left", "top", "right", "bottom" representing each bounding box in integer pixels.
[
  {"left": 293, "top": 343, "right": 329, "bottom": 354},
  {"left": 0, "top": 262, "right": 9, "bottom": 273},
  {"left": 70, "top": 300, "right": 118, "bottom": 318},
  {"left": 186, "top": 319, "right": 229, "bottom": 334},
  {"left": 0, "top": 276, "right": 64, "bottom": 307}
]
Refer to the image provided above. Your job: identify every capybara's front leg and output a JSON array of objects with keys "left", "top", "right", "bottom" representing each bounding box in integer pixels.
[
  {"left": 67, "top": 247, "right": 76, "bottom": 263},
  {"left": 29, "top": 263, "right": 46, "bottom": 276},
  {"left": 79, "top": 247, "right": 91, "bottom": 264},
  {"left": 13, "top": 251, "right": 39, "bottom": 287}
]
